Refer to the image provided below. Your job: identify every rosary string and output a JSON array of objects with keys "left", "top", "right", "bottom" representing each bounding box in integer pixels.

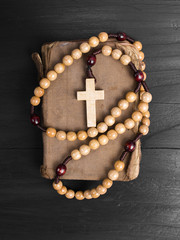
[{"left": 30, "top": 32, "right": 152, "bottom": 200}]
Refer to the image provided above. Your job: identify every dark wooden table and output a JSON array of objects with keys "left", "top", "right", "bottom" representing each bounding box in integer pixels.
[{"left": 0, "top": 0, "right": 180, "bottom": 239}]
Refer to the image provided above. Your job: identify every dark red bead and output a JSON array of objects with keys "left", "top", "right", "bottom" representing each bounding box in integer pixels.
[
  {"left": 87, "top": 55, "right": 96, "bottom": 66},
  {"left": 117, "top": 32, "right": 127, "bottom": 41},
  {"left": 125, "top": 141, "right": 136, "bottom": 152},
  {"left": 56, "top": 164, "right": 66, "bottom": 176},
  {"left": 134, "top": 70, "right": 144, "bottom": 82},
  {"left": 30, "top": 114, "right": 40, "bottom": 126}
]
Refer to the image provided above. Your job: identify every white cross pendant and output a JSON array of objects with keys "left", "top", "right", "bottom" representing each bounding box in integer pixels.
[{"left": 77, "top": 78, "right": 104, "bottom": 127}]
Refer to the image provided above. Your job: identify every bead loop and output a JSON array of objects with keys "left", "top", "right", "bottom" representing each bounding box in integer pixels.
[{"left": 30, "top": 31, "right": 151, "bottom": 200}]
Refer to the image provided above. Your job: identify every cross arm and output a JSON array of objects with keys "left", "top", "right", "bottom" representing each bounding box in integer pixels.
[
  {"left": 95, "top": 90, "right": 104, "bottom": 100},
  {"left": 77, "top": 91, "right": 87, "bottom": 101}
]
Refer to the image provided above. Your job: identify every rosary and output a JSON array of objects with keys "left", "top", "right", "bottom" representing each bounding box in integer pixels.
[{"left": 30, "top": 31, "right": 152, "bottom": 200}]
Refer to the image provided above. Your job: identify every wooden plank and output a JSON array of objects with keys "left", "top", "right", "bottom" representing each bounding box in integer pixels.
[
  {"left": 0, "top": 0, "right": 180, "bottom": 239},
  {"left": 0, "top": 85, "right": 180, "bottom": 149},
  {"left": 0, "top": 149, "right": 180, "bottom": 239},
  {"left": 0, "top": 102, "right": 179, "bottom": 149},
  {"left": 0, "top": 148, "right": 179, "bottom": 201}
]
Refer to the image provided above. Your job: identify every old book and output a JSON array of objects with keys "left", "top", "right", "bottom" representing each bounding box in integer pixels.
[{"left": 32, "top": 39, "right": 142, "bottom": 181}]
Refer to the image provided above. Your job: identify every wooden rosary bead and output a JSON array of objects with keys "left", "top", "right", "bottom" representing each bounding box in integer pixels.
[
  {"left": 46, "top": 128, "right": 56, "bottom": 137},
  {"left": 75, "top": 191, "right": 84, "bottom": 200},
  {"left": 87, "top": 127, "right": 98, "bottom": 138},
  {"left": 79, "top": 42, "right": 90, "bottom": 53},
  {"left": 30, "top": 114, "right": 40, "bottom": 126},
  {"left": 30, "top": 96, "right": 41, "bottom": 106},
  {"left": 115, "top": 123, "right": 126, "bottom": 134},
  {"left": 133, "top": 41, "right": 142, "bottom": 51},
  {"left": 53, "top": 180, "right": 63, "bottom": 190},
  {"left": 143, "top": 71, "right": 147, "bottom": 80},
  {"left": 65, "top": 189, "right": 75, "bottom": 199},
  {"left": 57, "top": 186, "right": 67, "bottom": 195},
  {"left": 114, "top": 160, "right": 125, "bottom": 172},
  {"left": 120, "top": 55, "right": 131, "bottom": 65},
  {"left": 96, "top": 185, "right": 107, "bottom": 195},
  {"left": 139, "top": 51, "right": 144, "bottom": 61},
  {"left": 125, "top": 141, "right": 136, "bottom": 152},
  {"left": 47, "top": 70, "right": 57, "bottom": 81},
  {"left": 134, "top": 70, "right": 144, "bottom": 82},
  {"left": 98, "top": 32, "right": 108, "bottom": 42},
  {"left": 142, "top": 117, "right": 150, "bottom": 126},
  {"left": 108, "top": 169, "right": 119, "bottom": 181},
  {"left": 118, "top": 99, "right": 129, "bottom": 110},
  {"left": 62, "top": 55, "right": 73, "bottom": 66},
  {"left": 87, "top": 55, "right": 96, "bottom": 66},
  {"left": 56, "top": 131, "right": 66, "bottom": 141},
  {"left": 143, "top": 111, "right": 150, "bottom": 118},
  {"left": 97, "top": 122, "right": 108, "bottom": 133},
  {"left": 56, "top": 164, "right": 66, "bottom": 176},
  {"left": 126, "top": 91, "right": 137, "bottom": 102},
  {"left": 124, "top": 118, "right": 135, "bottom": 129},
  {"left": 90, "top": 189, "right": 100, "bottom": 198},
  {"left": 39, "top": 78, "right": 50, "bottom": 89},
  {"left": 140, "top": 62, "right": 146, "bottom": 71},
  {"left": 89, "top": 139, "right": 100, "bottom": 150},
  {"left": 111, "top": 49, "right": 122, "bottom": 60},
  {"left": 107, "top": 129, "right": 118, "bottom": 140},
  {"left": 84, "top": 190, "right": 92, "bottom": 199},
  {"left": 71, "top": 49, "right": 82, "bottom": 60},
  {"left": 140, "top": 85, "right": 144, "bottom": 91},
  {"left": 34, "top": 87, "right": 44, "bottom": 97},
  {"left": 67, "top": 131, "right": 77, "bottom": 141},
  {"left": 77, "top": 130, "right": 88, "bottom": 141},
  {"left": 111, "top": 107, "right": 121, "bottom": 118},
  {"left": 102, "top": 178, "right": 113, "bottom": 189},
  {"left": 132, "top": 111, "right": 143, "bottom": 122},
  {"left": 104, "top": 115, "right": 115, "bottom": 126},
  {"left": 139, "top": 124, "right": 149, "bottom": 135},
  {"left": 102, "top": 45, "right": 112, "bottom": 56},
  {"left": 140, "top": 90, "right": 145, "bottom": 100},
  {"left": 98, "top": 135, "right": 109, "bottom": 145},
  {"left": 71, "top": 149, "right": 81, "bottom": 160},
  {"left": 89, "top": 36, "right": 99, "bottom": 47},
  {"left": 141, "top": 92, "right": 152, "bottom": 103},
  {"left": 117, "top": 32, "right": 127, "bottom": 41},
  {"left": 138, "top": 102, "right": 149, "bottom": 113},
  {"left": 79, "top": 144, "right": 91, "bottom": 156},
  {"left": 54, "top": 63, "right": 65, "bottom": 73}
]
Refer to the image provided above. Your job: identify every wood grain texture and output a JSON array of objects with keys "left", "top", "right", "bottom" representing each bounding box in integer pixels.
[{"left": 0, "top": 0, "right": 180, "bottom": 239}]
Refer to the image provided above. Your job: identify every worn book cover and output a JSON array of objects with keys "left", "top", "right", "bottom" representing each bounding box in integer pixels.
[{"left": 32, "top": 39, "right": 142, "bottom": 181}]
